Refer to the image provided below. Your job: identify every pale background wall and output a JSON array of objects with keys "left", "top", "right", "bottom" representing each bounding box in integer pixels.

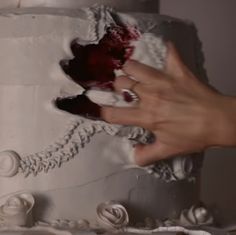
[{"left": 160, "top": 0, "right": 236, "bottom": 225}]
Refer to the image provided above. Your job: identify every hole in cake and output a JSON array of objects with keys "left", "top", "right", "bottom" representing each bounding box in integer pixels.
[
  {"left": 56, "top": 24, "right": 140, "bottom": 118},
  {"left": 60, "top": 25, "right": 139, "bottom": 90},
  {"left": 55, "top": 95, "right": 101, "bottom": 119}
]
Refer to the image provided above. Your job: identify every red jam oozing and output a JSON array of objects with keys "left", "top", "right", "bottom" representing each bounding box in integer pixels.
[
  {"left": 60, "top": 25, "right": 140, "bottom": 90},
  {"left": 56, "top": 24, "right": 140, "bottom": 118}
]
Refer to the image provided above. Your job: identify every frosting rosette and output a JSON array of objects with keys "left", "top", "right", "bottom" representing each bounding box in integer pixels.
[
  {"left": 172, "top": 156, "right": 193, "bottom": 180},
  {"left": 0, "top": 193, "right": 34, "bottom": 226},
  {"left": 0, "top": 150, "right": 20, "bottom": 177},
  {"left": 96, "top": 201, "right": 129, "bottom": 230},
  {"left": 180, "top": 204, "right": 214, "bottom": 226}
]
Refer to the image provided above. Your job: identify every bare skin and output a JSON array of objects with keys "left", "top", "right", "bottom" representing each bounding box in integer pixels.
[{"left": 101, "top": 43, "right": 236, "bottom": 166}]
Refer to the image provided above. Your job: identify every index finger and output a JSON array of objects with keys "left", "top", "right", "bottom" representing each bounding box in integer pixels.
[{"left": 123, "top": 60, "right": 164, "bottom": 84}]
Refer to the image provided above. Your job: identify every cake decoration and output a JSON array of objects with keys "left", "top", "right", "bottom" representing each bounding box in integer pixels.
[
  {"left": 19, "top": 119, "right": 151, "bottom": 177},
  {"left": 96, "top": 201, "right": 129, "bottom": 230},
  {"left": 0, "top": 193, "right": 34, "bottom": 227},
  {"left": 0, "top": 151, "right": 20, "bottom": 177},
  {"left": 171, "top": 156, "right": 194, "bottom": 180},
  {"left": 48, "top": 218, "right": 90, "bottom": 230},
  {"left": 144, "top": 154, "right": 202, "bottom": 182},
  {"left": 0, "top": 192, "right": 213, "bottom": 234},
  {"left": 180, "top": 204, "right": 214, "bottom": 226},
  {"left": 17, "top": 116, "right": 198, "bottom": 181}
]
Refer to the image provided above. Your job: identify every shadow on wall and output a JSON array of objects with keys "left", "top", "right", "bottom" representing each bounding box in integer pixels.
[
  {"left": 202, "top": 148, "right": 236, "bottom": 226},
  {"left": 160, "top": 0, "right": 236, "bottom": 226}
]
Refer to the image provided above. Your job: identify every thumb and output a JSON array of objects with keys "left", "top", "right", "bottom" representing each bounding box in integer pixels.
[
  {"left": 165, "top": 42, "right": 188, "bottom": 79},
  {"left": 134, "top": 141, "right": 173, "bottom": 166}
]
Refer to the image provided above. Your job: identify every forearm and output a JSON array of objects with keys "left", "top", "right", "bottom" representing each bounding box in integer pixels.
[{"left": 212, "top": 95, "right": 236, "bottom": 147}]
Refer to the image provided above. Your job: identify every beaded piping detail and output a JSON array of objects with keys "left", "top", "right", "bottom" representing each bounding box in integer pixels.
[
  {"left": 145, "top": 153, "right": 204, "bottom": 182},
  {"left": 19, "top": 119, "right": 151, "bottom": 177},
  {"left": 145, "top": 161, "right": 177, "bottom": 182}
]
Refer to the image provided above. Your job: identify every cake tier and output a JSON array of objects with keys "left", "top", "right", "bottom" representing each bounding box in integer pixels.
[
  {"left": 0, "top": 0, "right": 158, "bottom": 12},
  {"left": 0, "top": 7, "right": 206, "bottom": 226}
]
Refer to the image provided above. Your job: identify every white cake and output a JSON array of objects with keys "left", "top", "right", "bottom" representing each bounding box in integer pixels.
[{"left": 0, "top": 3, "right": 218, "bottom": 235}]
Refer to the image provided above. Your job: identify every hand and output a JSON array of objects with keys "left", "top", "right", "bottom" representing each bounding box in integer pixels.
[{"left": 101, "top": 43, "right": 236, "bottom": 166}]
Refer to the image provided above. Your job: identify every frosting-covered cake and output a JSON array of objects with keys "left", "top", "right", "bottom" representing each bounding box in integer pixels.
[{"left": 0, "top": 2, "right": 221, "bottom": 235}]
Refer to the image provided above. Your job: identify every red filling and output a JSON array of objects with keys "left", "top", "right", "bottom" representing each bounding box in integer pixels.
[
  {"left": 60, "top": 24, "right": 140, "bottom": 90},
  {"left": 56, "top": 24, "right": 140, "bottom": 118}
]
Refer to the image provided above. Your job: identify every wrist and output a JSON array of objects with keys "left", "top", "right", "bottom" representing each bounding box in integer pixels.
[{"left": 210, "top": 95, "right": 236, "bottom": 147}]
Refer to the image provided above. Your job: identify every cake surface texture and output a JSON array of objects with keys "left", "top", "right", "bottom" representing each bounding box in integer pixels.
[{"left": 0, "top": 4, "right": 220, "bottom": 235}]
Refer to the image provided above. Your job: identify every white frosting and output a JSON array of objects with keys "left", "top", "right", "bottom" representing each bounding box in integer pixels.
[
  {"left": 0, "top": 5, "right": 206, "bottom": 230},
  {"left": 85, "top": 90, "right": 136, "bottom": 107}
]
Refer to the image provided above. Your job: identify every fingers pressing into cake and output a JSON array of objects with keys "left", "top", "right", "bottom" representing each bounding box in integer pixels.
[
  {"left": 134, "top": 141, "right": 180, "bottom": 166},
  {"left": 101, "top": 107, "right": 150, "bottom": 128},
  {"left": 113, "top": 75, "right": 137, "bottom": 93},
  {"left": 123, "top": 60, "right": 165, "bottom": 84}
]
